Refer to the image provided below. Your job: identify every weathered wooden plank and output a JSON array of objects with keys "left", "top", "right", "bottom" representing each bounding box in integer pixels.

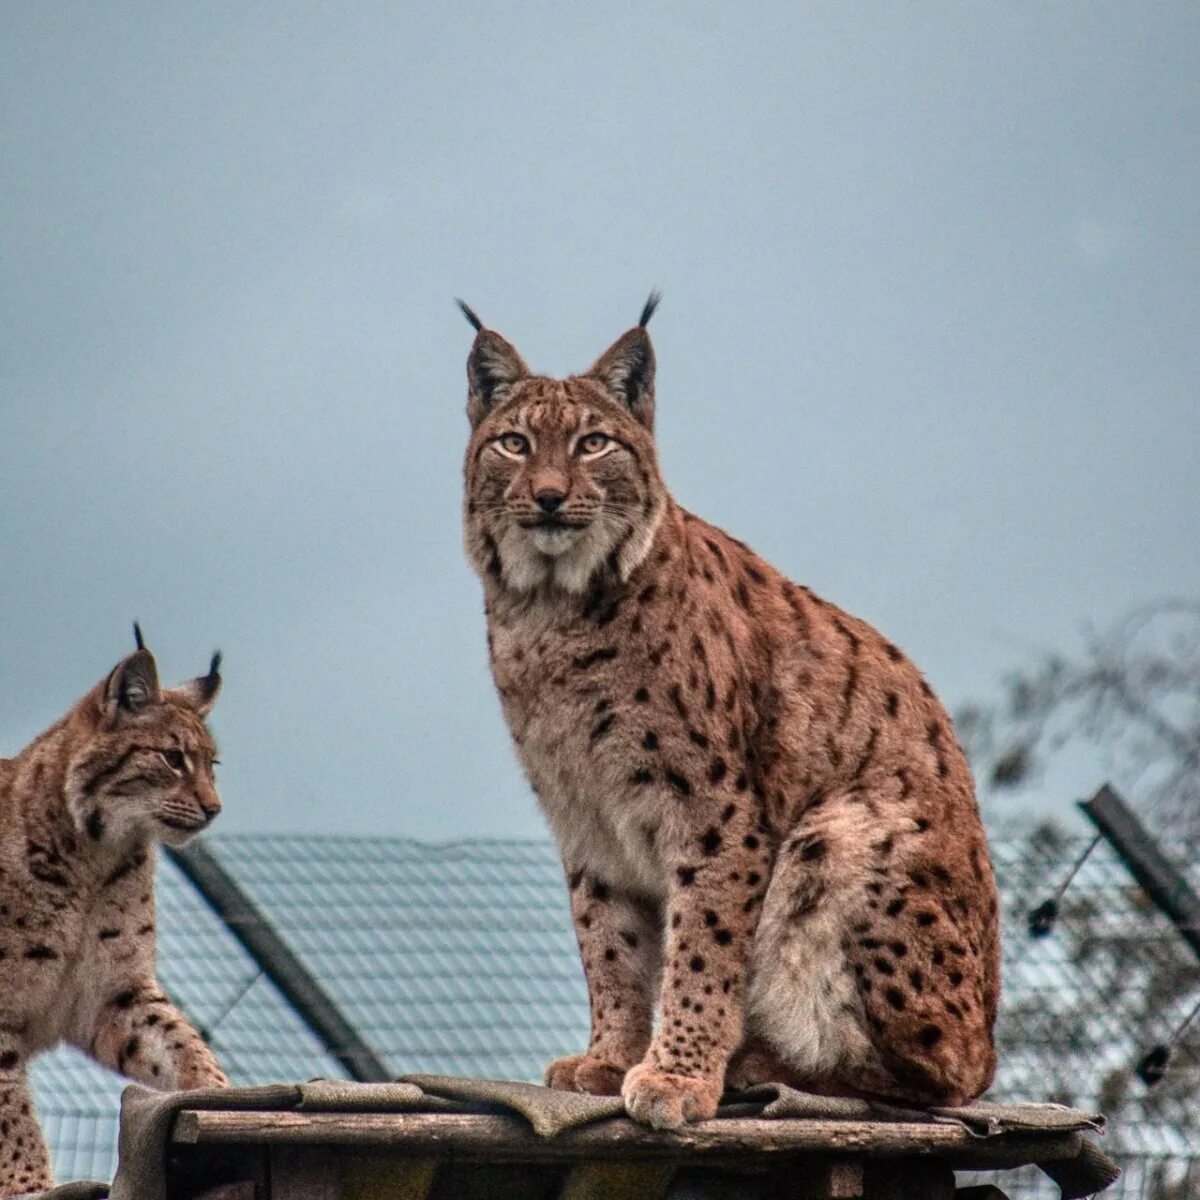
[{"left": 171, "top": 1109, "right": 1078, "bottom": 1171}]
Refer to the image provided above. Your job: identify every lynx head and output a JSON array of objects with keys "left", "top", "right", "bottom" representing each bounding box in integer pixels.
[
  {"left": 64, "top": 627, "right": 224, "bottom": 848},
  {"left": 461, "top": 294, "right": 668, "bottom": 595}
]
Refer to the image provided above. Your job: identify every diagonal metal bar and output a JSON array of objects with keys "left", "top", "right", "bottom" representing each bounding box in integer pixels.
[
  {"left": 166, "top": 838, "right": 391, "bottom": 1082},
  {"left": 1079, "top": 782, "right": 1200, "bottom": 964}
]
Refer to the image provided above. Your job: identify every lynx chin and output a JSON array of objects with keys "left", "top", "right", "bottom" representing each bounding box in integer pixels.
[
  {"left": 460, "top": 296, "right": 1000, "bottom": 1131},
  {"left": 0, "top": 629, "right": 229, "bottom": 1193}
]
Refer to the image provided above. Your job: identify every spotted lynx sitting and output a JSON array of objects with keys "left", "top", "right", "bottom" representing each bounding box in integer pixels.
[
  {"left": 0, "top": 630, "right": 228, "bottom": 1193},
  {"left": 460, "top": 297, "right": 1000, "bottom": 1130}
]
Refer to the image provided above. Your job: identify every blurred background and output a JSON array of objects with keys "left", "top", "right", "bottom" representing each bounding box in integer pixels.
[{"left": 2, "top": 3, "right": 1197, "bottom": 839}]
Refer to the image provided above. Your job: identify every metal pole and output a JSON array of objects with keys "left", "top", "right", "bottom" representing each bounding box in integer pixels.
[
  {"left": 1079, "top": 783, "right": 1200, "bottom": 963},
  {"left": 166, "top": 839, "right": 392, "bottom": 1082}
]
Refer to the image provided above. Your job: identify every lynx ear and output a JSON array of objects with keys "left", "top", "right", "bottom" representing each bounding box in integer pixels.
[
  {"left": 103, "top": 649, "right": 161, "bottom": 717},
  {"left": 586, "top": 293, "right": 660, "bottom": 428},
  {"left": 460, "top": 302, "right": 530, "bottom": 427},
  {"left": 172, "top": 651, "right": 223, "bottom": 717}
]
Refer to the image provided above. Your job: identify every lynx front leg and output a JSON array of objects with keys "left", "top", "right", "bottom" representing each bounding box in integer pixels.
[
  {"left": 623, "top": 809, "right": 772, "bottom": 1129},
  {"left": 545, "top": 869, "right": 660, "bottom": 1096},
  {"left": 0, "top": 1040, "right": 52, "bottom": 1195},
  {"left": 76, "top": 979, "right": 228, "bottom": 1091}
]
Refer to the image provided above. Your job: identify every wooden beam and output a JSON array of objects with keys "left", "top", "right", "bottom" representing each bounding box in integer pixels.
[{"left": 171, "top": 1110, "right": 1083, "bottom": 1170}]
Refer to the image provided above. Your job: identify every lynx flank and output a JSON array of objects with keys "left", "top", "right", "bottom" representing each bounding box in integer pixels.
[
  {"left": 0, "top": 630, "right": 228, "bottom": 1193},
  {"left": 461, "top": 297, "right": 1000, "bottom": 1130}
]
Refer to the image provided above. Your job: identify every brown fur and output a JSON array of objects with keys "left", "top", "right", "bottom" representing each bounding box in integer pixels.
[
  {"left": 0, "top": 637, "right": 228, "bottom": 1193},
  {"left": 461, "top": 304, "right": 1000, "bottom": 1130}
]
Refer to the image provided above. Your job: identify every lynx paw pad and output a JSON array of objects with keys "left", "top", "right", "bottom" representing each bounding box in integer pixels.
[
  {"left": 622, "top": 1064, "right": 721, "bottom": 1130},
  {"left": 544, "top": 1053, "right": 626, "bottom": 1096}
]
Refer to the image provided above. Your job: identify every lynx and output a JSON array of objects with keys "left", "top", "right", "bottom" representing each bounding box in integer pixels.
[
  {"left": 0, "top": 630, "right": 229, "bottom": 1193},
  {"left": 460, "top": 297, "right": 1000, "bottom": 1130}
]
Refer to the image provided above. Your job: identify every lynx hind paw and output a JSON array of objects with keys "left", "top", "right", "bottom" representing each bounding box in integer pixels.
[
  {"left": 544, "top": 1053, "right": 627, "bottom": 1095},
  {"left": 622, "top": 1063, "right": 721, "bottom": 1130}
]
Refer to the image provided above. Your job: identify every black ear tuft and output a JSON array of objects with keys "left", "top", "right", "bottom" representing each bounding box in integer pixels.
[
  {"left": 171, "top": 650, "right": 223, "bottom": 715},
  {"left": 639, "top": 290, "right": 662, "bottom": 329},
  {"left": 133, "top": 621, "right": 145, "bottom": 651},
  {"left": 456, "top": 298, "right": 484, "bottom": 332}
]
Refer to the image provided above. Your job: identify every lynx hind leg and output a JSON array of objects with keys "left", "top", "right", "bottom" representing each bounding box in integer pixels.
[
  {"left": 0, "top": 1046, "right": 53, "bottom": 1195},
  {"left": 844, "top": 823, "right": 999, "bottom": 1106},
  {"left": 748, "top": 783, "right": 997, "bottom": 1107},
  {"left": 745, "top": 804, "right": 887, "bottom": 1095}
]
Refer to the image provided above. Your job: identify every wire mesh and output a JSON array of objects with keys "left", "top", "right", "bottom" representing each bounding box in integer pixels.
[{"left": 31, "top": 828, "right": 1200, "bottom": 1195}]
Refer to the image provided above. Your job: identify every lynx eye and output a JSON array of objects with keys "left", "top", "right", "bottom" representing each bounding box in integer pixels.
[
  {"left": 497, "top": 433, "right": 529, "bottom": 457},
  {"left": 577, "top": 432, "right": 611, "bottom": 456},
  {"left": 161, "top": 749, "right": 186, "bottom": 772}
]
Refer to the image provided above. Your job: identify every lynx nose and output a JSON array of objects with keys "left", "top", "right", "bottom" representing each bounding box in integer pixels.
[{"left": 534, "top": 488, "right": 565, "bottom": 513}]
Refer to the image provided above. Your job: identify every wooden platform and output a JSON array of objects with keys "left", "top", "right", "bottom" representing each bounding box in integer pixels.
[{"left": 167, "top": 1107, "right": 1102, "bottom": 1199}]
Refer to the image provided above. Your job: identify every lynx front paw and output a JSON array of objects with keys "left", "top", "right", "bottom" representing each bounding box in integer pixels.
[
  {"left": 176, "top": 1060, "right": 230, "bottom": 1090},
  {"left": 622, "top": 1063, "right": 721, "bottom": 1130},
  {"left": 544, "top": 1053, "right": 627, "bottom": 1095}
]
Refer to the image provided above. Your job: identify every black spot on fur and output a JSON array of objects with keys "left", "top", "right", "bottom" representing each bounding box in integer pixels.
[
  {"left": 885, "top": 987, "right": 906, "bottom": 1011},
  {"left": 700, "top": 828, "right": 722, "bottom": 856},
  {"left": 799, "top": 836, "right": 826, "bottom": 862},
  {"left": 574, "top": 646, "right": 618, "bottom": 669},
  {"left": 590, "top": 714, "right": 617, "bottom": 743},
  {"left": 886, "top": 898, "right": 907, "bottom": 917},
  {"left": 634, "top": 687, "right": 650, "bottom": 703},
  {"left": 642, "top": 731, "right": 659, "bottom": 751},
  {"left": 689, "top": 955, "right": 705, "bottom": 972},
  {"left": 885, "top": 692, "right": 900, "bottom": 717},
  {"left": 631, "top": 768, "right": 654, "bottom": 785},
  {"left": 666, "top": 771, "right": 692, "bottom": 797},
  {"left": 689, "top": 729, "right": 709, "bottom": 749},
  {"left": 24, "top": 945, "right": 58, "bottom": 960},
  {"left": 709, "top": 758, "right": 728, "bottom": 784},
  {"left": 885, "top": 643, "right": 903, "bottom": 662},
  {"left": 918, "top": 1024, "right": 942, "bottom": 1048},
  {"left": 677, "top": 866, "right": 697, "bottom": 886}
]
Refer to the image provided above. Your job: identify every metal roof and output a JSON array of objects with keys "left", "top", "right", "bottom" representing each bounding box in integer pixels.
[{"left": 32, "top": 830, "right": 1200, "bottom": 1194}]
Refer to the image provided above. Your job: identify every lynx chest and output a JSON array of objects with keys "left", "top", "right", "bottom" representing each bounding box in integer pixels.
[{"left": 487, "top": 601, "right": 669, "bottom": 900}]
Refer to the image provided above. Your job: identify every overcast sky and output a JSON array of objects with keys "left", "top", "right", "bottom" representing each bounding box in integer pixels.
[{"left": 2, "top": 4, "right": 1197, "bottom": 840}]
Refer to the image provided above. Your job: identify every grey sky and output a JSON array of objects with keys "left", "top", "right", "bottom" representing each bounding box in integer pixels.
[{"left": 2, "top": 4, "right": 1197, "bottom": 839}]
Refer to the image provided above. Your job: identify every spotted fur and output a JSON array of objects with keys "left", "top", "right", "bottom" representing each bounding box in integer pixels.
[
  {"left": 461, "top": 302, "right": 1000, "bottom": 1130},
  {"left": 0, "top": 635, "right": 228, "bottom": 1193}
]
